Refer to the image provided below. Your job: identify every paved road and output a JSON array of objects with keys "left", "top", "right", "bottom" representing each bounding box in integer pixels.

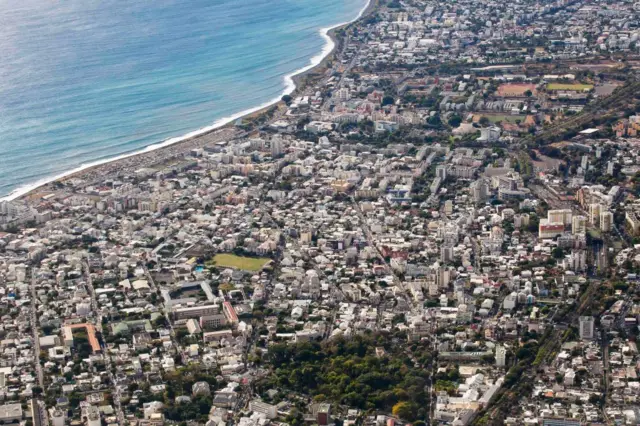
[
  {"left": 351, "top": 197, "right": 402, "bottom": 289},
  {"left": 470, "top": 236, "right": 481, "bottom": 271},
  {"left": 30, "top": 270, "right": 44, "bottom": 388},
  {"left": 601, "top": 328, "right": 610, "bottom": 422},
  {"left": 83, "top": 260, "right": 126, "bottom": 425},
  {"left": 143, "top": 264, "right": 178, "bottom": 340}
]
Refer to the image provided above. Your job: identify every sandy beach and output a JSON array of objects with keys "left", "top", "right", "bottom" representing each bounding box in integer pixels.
[{"left": 8, "top": 0, "right": 378, "bottom": 204}]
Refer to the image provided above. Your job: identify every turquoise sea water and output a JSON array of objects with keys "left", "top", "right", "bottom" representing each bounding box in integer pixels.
[{"left": 0, "top": 0, "right": 367, "bottom": 198}]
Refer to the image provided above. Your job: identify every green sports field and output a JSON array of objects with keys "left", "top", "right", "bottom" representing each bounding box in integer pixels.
[{"left": 546, "top": 83, "right": 593, "bottom": 91}]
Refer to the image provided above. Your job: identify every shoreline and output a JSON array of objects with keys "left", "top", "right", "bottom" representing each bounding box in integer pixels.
[{"left": 2, "top": 0, "right": 376, "bottom": 203}]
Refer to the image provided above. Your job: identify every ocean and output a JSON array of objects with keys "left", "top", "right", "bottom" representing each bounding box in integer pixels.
[{"left": 0, "top": 0, "right": 368, "bottom": 199}]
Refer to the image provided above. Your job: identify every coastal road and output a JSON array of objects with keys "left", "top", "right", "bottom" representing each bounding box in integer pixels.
[{"left": 335, "top": 35, "right": 356, "bottom": 87}]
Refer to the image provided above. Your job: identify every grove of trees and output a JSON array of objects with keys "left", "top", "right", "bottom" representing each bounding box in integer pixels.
[{"left": 258, "top": 332, "right": 433, "bottom": 421}]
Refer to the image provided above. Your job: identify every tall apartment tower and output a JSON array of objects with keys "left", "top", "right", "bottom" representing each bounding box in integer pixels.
[{"left": 579, "top": 316, "right": 595, "bottom": 340}]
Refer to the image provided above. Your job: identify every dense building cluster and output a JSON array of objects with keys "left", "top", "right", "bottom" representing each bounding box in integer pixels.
[{"left": 2, "top": 0, "right": 640, "bottom": 425}]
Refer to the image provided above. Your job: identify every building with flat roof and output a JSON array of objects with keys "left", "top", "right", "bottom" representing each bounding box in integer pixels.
[
  {"left": 539, "top": 219, "right": 565, "bottom": 239},
  {"left": 627, "top": 210, "right": 640, "bottom": 235},
  {"left": 542, "top": 418, "right": 581, "bottom": 426},
  {"left": 203, "top": 330, "right": 233, "bottom": 343},
  {"left": 0, "top": 403, "right": 23, "bottom": 424},
  {"left": 249, "top": 401, "right": 277, "bottom": 419},
  {"left": 495, "top": 345, "right": 506, "bottom": 367},
  {"left": 171, "top": 304, "right": 219, "bottom": 320},
  {"left": 200, "top": 314, "right": 227, "bottom": 330},
  {"left": 315, "top": 403, "right": 331, "bottom": 426},
  {"left": 579, "top": 316, "right": 595, "bottom": 340}
]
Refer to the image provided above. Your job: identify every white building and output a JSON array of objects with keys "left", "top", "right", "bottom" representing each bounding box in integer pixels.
[
  {"left": 495, "top": 345, "right": 506, "bottom": 367},
  {"left": 590, "top": 203, "right": 601, "bottom": 226},
  {"left": 86, "top": 407, "right": 101, "bottom": 426},
  {"left": 579, "top": 316, "right": 595, "bottom": 340},
  {"left": 571, "top": 215, "right": 586, "bottom": 235},
  {"left": 600, "top": 211, "right": 613, "bottom": 232},
  {"left": 441, "top": 245, "right": 454, "bottom": 263},
  {"left": 374, "top": 120, "right": 399, "bottom": 133},
  {"left": 271, "top": 139, "right": 284, "bottom": 158},
  {"left": 0, "top": 404, "right": 22, "bottom": 425},
  {"left": 76, "top": 302, "right": 91, "bottom": 317},
  {"left": 566, "top": 251, "right": 586, "bottom": 272},
  {"left": 471, "top": 180, "right": 489, "bottom": 204},
  {"left": 503, "top": 293, "right": 517, "bottom": 310},
  {"left": 335, "top": 88, "right": 351, "bottom": 101},
  {"left": 564, "top": 368, "right": 576, "bottom": 386},
  {"left": 548, "top": 209, "right": 572, "bottom": 226},
  {"left": 477, "top": 126, "right": 501, "bottom": 142},
  {"left": 50, "top": 409, "right": 65, "bottom": 426},
  {"left": 249, "top": 401, "right": 277, "bottom": 419}
]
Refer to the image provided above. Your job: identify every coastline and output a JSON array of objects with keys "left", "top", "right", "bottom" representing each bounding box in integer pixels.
[{"left": 2, "top": 0, "right": 377, "bottom": 203}]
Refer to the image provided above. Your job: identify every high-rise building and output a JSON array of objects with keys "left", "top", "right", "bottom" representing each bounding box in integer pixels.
[
  {"left": 567, "top": 250, "right": 586, "bottom": 272},
  {"left": 579, "top": 316, "right": 595, "bottom": 340},
  {"left": 581, "top": 155, "right": 589, "bottom": 170},
  {"left": 548, "top": 209, "right": 572, "bottom": 226},
  {"left": 444, "top": 200, "right": 453, "bottom": 215},
  {"left": 571, "top": 215, "right": 586, "bottom": 235},
  {"left": 627, "top": 210, "right": 640, "bottom": 235},
  {"left": 441, "top": 245, "right": 454, "bottom": 263},
  {"left": 471, "top": 179, "right": 489, "bottom": 204},
  {"left": 590, "top": 203, "right": 601, "bottom": 226},
  {"left": 600, "top": 211, "right": 613, "bottom": 232},
  {"left": 495, "top": 345, "right": 506, "bottom": 367},
  {"left": 335, "top": 88, "right": 351, "bottom": 101},
  {"left": 249, "top": 401, "right": 277, "bottom": 419},
  {"left": 0, "top": 201, "right": 18, "bottom": 217},
  {"left": 271, "top": 138, "right": 283, "bottom": 158},
  {"left": 514, "top": 213, "right": 530, "bottom": 229},
  {"left": 437, "top": 266, "right": 452, "bottom": 288}
]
